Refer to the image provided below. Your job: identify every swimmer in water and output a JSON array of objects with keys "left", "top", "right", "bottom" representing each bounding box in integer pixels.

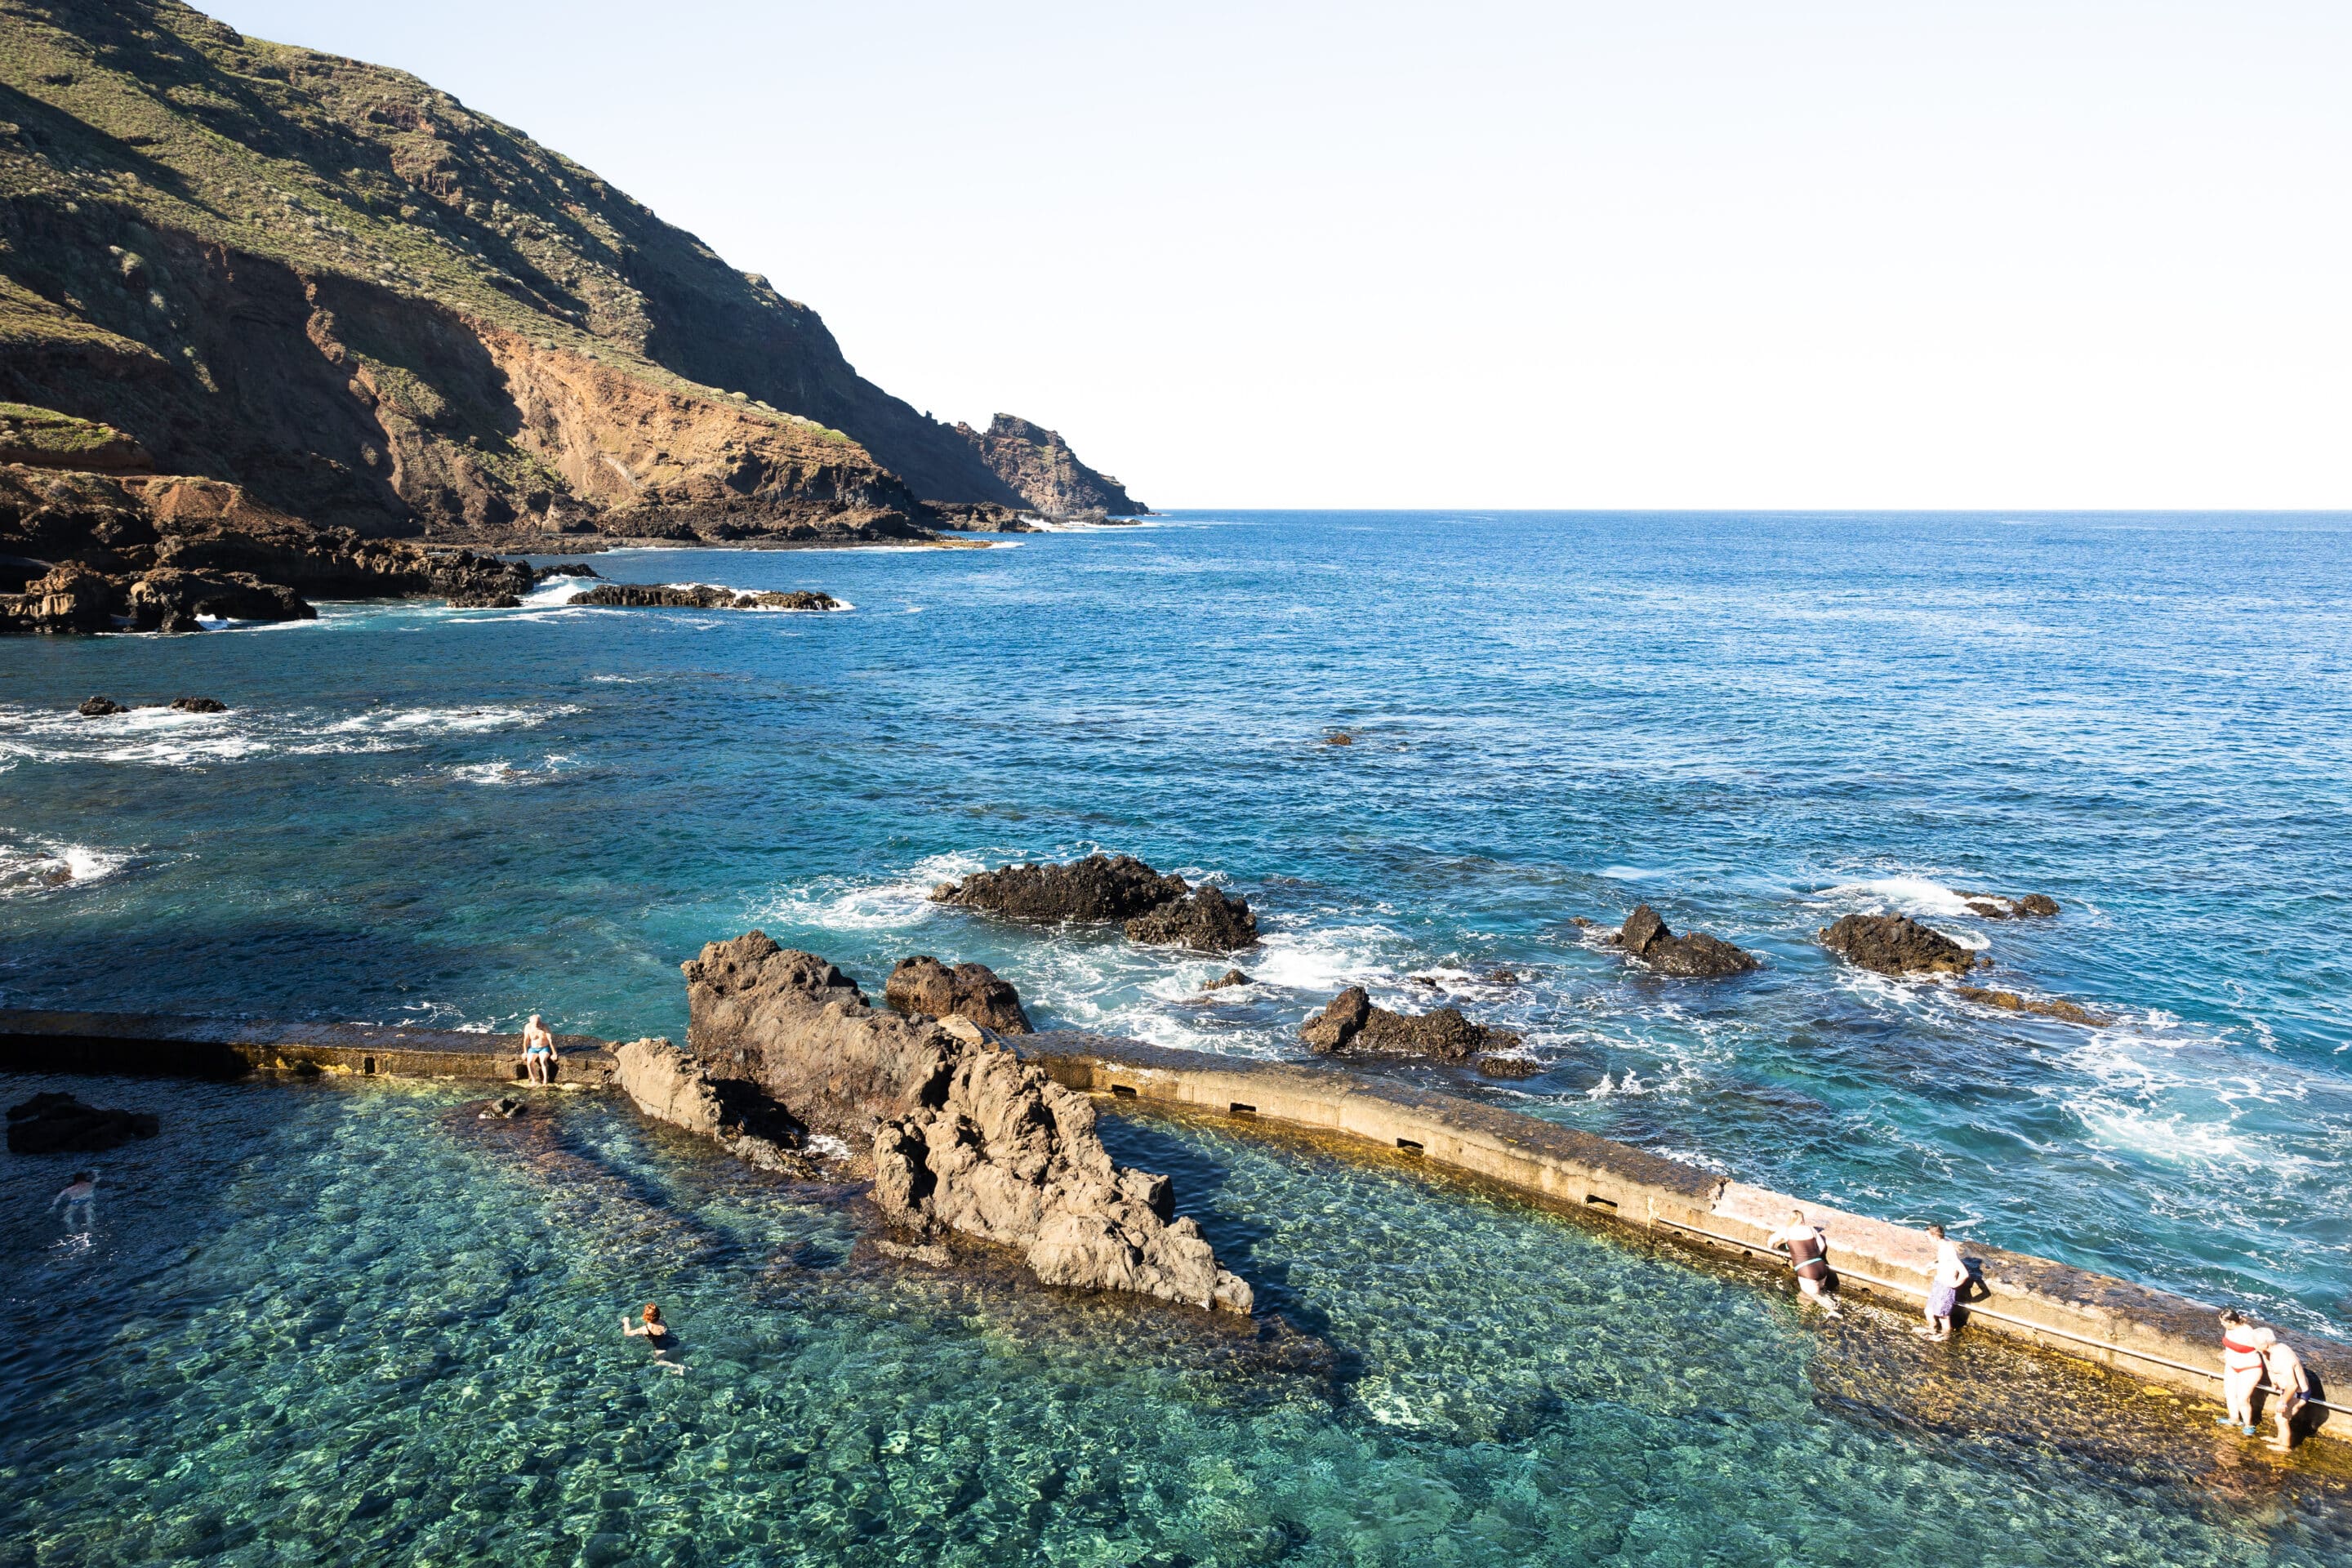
[
  {"left": 50, "top": 1170, "right": 97, "bottom": 1233},
  {"left": 522, "top": 1014, "right": 557, "bottom": 1085},
  {"left": 1766, "top": 1208, "right": 1842, "bottom": 1318},
  {"left": 621, "top": 1302, "right": 683, "bottom": 1374}
]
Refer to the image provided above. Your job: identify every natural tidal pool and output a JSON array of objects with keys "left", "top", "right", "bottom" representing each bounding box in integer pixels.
[{"left": 1, "top": 1072, "right": 2345, "bottom": 1566}]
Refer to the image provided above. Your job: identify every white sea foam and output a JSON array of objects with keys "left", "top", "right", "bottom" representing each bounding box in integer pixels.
[
  {"left": 0, "top": 701, "right": 580, "bottom": 769},
  {"left": 1816, "top": 875, "right": 1981, "bottom": 919},
  {"left": 752, "top": 852, "right": 987, "bottom": 934},
  {"left": 0, "top": 840, "right": 131, "bottom": 898}
]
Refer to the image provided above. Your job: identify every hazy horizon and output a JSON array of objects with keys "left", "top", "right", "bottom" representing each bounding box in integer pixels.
[{"left": 204, "top": 1, "right": 2352, "bottom": 511}]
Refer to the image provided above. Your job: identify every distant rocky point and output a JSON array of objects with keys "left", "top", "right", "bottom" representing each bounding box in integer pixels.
[{"left": 568, "top": 583, "right": 840, "bottom": 612}]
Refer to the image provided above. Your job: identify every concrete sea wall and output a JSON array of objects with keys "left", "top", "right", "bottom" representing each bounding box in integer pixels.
[{"left": 2, "top": 1008, "right": 2336, "bottom": 1444}]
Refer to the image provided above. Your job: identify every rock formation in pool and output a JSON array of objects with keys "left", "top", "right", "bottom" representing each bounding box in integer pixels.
[
  {"left": 1606, "top": 905, "right": 1761, "bottom": 978},
  {"left": 1958, "top": 892, "right": 2061, "bottom": 920},
  {"left": 568, "top": 583, "right": 840, "bottom": 611},
  {"left": 884, "top": 956, "right": 1032, "bottom": 1035},
  {"left": 7, "top": 1091, "right": 159, "bottom": 1153},
  {"left": 933, "top": 854, "right": 1260, "bottom": 953},
  {"left": 1819, "top": 913, "right": 1982, "bottom": 976},
  {"left": 0, "top": 0, "right": 1146, "bottom": 599},
  {"left": 679, "top": 932, "right": 1252, "bottom": 1314},
  {"left": 1298, "top": 987, "right": 1529, "bottom": 1077},
  {"left": 612, "top": 1036, "right": 820, "bottom": 1174}
]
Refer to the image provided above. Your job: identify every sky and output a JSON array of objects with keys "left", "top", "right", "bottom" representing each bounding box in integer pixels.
[{"left": 203, "top": 1, "right": 2352, "bottom": 509}]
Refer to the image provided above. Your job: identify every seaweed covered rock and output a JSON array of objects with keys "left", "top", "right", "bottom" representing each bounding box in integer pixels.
[
  {"left": 1820, "top": 913, "right": 1980, "bottom": 976},
  {"left": 1298, "top": 986, "right": 1522, "bottom": 1064},
  {"left": 1124, "top": 887, "right": 1260, "bottom": 953},
  {"left": 7, "top": 1092, "right": 158, "bottom": 1153},
  {"left": 1608, "top": 904, "right": 1761, "bottom": 978},
  {"left": 884, "top": 956, "right": 1033, "bottom": 1034},
  {"left": 679, "top": 932, "right": 1250, "bottom": 1314},
  {"left": 933, "top": 853, "right": 1189, "bottom": 924}
]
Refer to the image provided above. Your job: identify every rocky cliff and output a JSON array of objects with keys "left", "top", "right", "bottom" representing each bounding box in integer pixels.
[
  {"left": 0, "top": 0, "right": 1142, "bottom": 546},
  {"left": 957, "top": 414, "right": 1147, "bottom": 518}
]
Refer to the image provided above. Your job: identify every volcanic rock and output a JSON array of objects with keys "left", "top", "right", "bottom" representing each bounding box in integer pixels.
[
  {"left": 933, "top": 854, "right": 1191, "bottom": 924},
  {"left": 612, "top": 1035, "right": 817, "bottom": 1174},
  {"left": 1959, "top": 892, "right": 2061, "bottom": 920},
  {"left": 1954, "top": 987, "right": 2107, "bottom": 1026},
  {"left": 1608, "top": 904, "right": 1761, "bottom": 978},
  {"left": 1124, "top": 887, "right": 1261, "bottom": 953},
  {"left": 1202, "top": 969, "right": 1252, "bottom": 991},
  {"left": 1820, "top": 913, "right": 1981, "bottom": 976},
  {"left": 77, "top": 695, "right": 123, "bottom": 716},
  {"left": 1298, "top": 986, "right": 1523, "bottom": 1064},
  {"left": 6, "top": 1091, "right": 159, "bottom": 1153},
  {"left": 884, "top": 956, "right": 1033, "bottom": 1034},
  {"left": 478, "top": 1097, "right": 527, "bottom": 1120},
  {"left": 1474, "top": 1054, "right": 1546, "bottom": 1080},
  {"left": 568, "top": 583, "right": 840, "bottom": 611},
  {"left": 680, "top": 931, "right": 1250, "bottom": 1314},
  {"left": 170, "top": 696, "right": 227, "bottom": 713}
]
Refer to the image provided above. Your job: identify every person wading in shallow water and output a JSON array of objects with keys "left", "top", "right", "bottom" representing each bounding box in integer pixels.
[
  {"left": 1766, "top": 1209, "right": 1842, "bottom": 1318},
  {"left": 522, "top": 1014, "right": 558, "bottom": 1085},
  {"left": 2261, "top": 1337, "right": 2310, "bottom": 1454},
  {"left": 2216, "top": 1310, "right": 2274, "bottom": 1437},
  {"left": 1915, "top": 1223, "right": 1968, "bottom": 1342},
  {"left": 621, "top": 1302, "right": 683, "bottom": 1374}
]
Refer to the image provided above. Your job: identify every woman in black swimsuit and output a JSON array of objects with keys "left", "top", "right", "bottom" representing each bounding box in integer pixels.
[
  {"left": 1766, "top": 1209, "right": 1843, "bottom": 1317},
  {"left": 621, "top": 1302, "right": 684, "bottom": 1374}
]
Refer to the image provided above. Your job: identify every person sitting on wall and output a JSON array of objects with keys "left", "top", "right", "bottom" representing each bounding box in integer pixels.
[
  {"left": 2262, "top": 1337, "right": 2311, "bottom": 1454},
  {"left": 1766, "top": 1208, "right": 1842, "bottom": 1318},
  {"left": 522, "top": 1014, "right": 559, "bottom": 1085},
  {"left": 2216, "top": 1310, "right": 2275, "bottom": 1437}
]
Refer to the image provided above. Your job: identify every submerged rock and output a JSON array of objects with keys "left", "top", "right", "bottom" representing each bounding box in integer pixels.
[
  {"left": 6, "top": 1091, "right": 158, "bottom": 1153},
  {"left": 170, "top": 696, "right": 227, "bottom": 713},
  {"left": 76, "top": 695, "right": 122, "bottom": 716},
  {"left": 1125, "top": 887, "right": 1260, "bottom": 953},
  {"left": 884, "top": 956, "right": 1033, "bottom": 1034},
  {"left": 568, "top": 583, "right": 840, "bottom": 611},
  {"left": 1959, "top": 892, "right": 2061, "bottom": 920},
  {"left": 1298, "top": 986, "right": 1522, "bottom": 1064},
  {"left": 1820, "top": 913, "right": 1981, "bottom": 976},
  {"left": 478, "top": 1096, "right": 528, "bottom": 1120},
  {"left": 1472, "top": 1053, "right": 1546, "bottom": 1080},
  {"left": 1953, "top": 986, "right": 2107, "bottom": 1026},
  {"left": 1608, "top": 904, "right": 1761, "bottom": 978},
  {"left": 681, "top": 931, "right": 1251, "bottom": 1314},
  {"left": 933, "top": 853, "right": 1189, "bottom": 924}
]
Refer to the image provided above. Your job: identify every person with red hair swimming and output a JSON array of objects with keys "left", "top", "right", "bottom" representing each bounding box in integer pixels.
[{"left": 621, "top": 1302, "right": 684, "bottom": 1374}]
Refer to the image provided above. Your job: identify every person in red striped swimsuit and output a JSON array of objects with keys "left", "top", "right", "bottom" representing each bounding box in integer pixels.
[{"left": 2216, "top": 1310, "right": 2275, "bottom": 1437}]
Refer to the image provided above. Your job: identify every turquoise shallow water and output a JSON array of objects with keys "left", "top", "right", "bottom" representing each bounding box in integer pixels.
[
  {"left": 3, "top": 510, "right": 2351, "bottom": 1558},
  {"left": 2, "top": 1072, "right": 2346, "bottom": 1566}
]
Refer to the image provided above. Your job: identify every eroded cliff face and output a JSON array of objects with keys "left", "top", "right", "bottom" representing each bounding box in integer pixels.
[
  {"left": 956, "top": 414, "right": 1148, "bottom": 518},
  {"left": 679, "top": 932, "right": 1252, "bottom": 1315},
  {"left": 0, "top": 0, "right": 1140, "bottom": 538}
]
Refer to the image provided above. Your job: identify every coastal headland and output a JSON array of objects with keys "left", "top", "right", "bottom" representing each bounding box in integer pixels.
[{"left": 6, "top": 1000, "right": 2338, "bottom": 1450}]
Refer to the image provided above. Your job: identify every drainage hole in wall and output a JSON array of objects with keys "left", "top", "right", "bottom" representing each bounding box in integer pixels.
[
  {"left": 1111, "top": 1085, "right": 1137, "bottom": 1098},
  {"left": 1396, "top": 1138, "right": 1423, "bottom": 1154},
  {"left": 362, "top": 1056, "right": 376, "bottom": 1075},
  {"left": 1585, "top": 1193, "right": 1618, "bottom": 1210},
  {"left": 1229, "top": 1102, "right": 1256, "bottom": 1116}
]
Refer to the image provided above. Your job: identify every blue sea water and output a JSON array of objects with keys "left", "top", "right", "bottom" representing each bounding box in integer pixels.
[{"left": 3, "top": 510, "right": 2350, "bottom": 1561}]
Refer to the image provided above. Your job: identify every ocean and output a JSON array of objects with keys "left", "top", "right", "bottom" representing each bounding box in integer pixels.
[{"left": 3, "top": 510, "right": 2349, "bottom": 1562}]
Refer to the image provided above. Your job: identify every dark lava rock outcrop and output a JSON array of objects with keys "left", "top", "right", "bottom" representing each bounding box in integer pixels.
[
  {"left": 1124, "top": 887, "right": 1260, "bottom": 953},
  {"left": 1607, "top": 905, "right": 1761, "bottom": 978},
  {"left": 935, "top": 853, "right": 1189, "bottom": 924},
  {"left": 679, "top": 931, "right": 1250, "bottom": 1313},
  {"left": 884, "top": 956, "right": 1032, "bottom": 1035},
  {"left": 171, "top": 696, "right": 227, "bottom": 713},
  {"left": 1299, "top": 987, "right": 1526, "bottom": 1076},
  {"left": 934, "top": 854, "right": 1259, "bottom": 953},
  {"left": 1820, "top": 913, "right": 1981, "bottom": 976},
  {"left": 955, "top": 415, "right": 1147, "bottom": 519},
  {"left": 569, "top": 583, "right": 840, "bottom": 611},
  {"left": 1202, "top": 969, "right": 1252, "bottom": 991},
  {"left": 1959, "top": 892, "right": 2061, "bottom": 920},
  {"left": 77, "top": 695, "right": 122, "bottom": 716},
  {"left": 7, "top": 1092, "right": 159, "bottom": 1153}
]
